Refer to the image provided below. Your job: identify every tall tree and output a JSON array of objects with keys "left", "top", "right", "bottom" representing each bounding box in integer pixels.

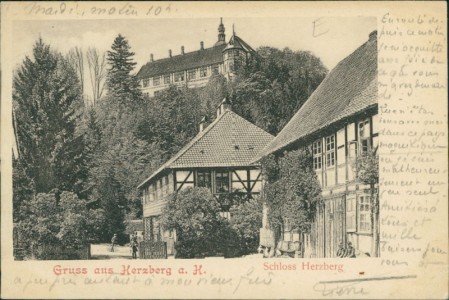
[
  {"left": 230, "top": 47, "right": 328, "bottom": 135},
  {"left": 13, "top": 38, "right": 84, "bottom": 195},
  {"left": 135, "top": 86, "right": 202, "bottom": 158},
  {"left": 106, "top": 34, "right": 141, "bottom": 101},
  {"left": 87, "top": 47, "right": 107, "bottom": 106}
]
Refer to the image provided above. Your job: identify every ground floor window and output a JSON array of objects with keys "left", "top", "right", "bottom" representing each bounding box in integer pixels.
[{"left": 358, "top": 195, "right": 371, "bottom": 233}]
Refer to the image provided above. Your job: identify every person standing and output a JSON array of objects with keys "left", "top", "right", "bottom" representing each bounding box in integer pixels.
[
  {"left": 131, "top": 235, "right": 138, "bottom": 259},
  {"left": 111, "top": 234, "right": 118, "bottom": 252}
]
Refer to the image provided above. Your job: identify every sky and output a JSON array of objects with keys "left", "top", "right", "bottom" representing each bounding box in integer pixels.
[{"left": 12, "top": 17, "right": 376, "bottom": 98}]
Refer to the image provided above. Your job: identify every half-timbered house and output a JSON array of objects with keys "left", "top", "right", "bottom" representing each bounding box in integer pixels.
[
  {"left": 257, "top": 31, "right": 378, "bottom": 258},
  {"left": 137, "top": 99, "right": 274, "bottom": 255}
]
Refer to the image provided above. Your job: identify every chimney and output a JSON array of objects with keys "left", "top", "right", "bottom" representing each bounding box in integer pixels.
[
  {"left": 200, "top": 41, "right": 204, "bottom": 50},
  {"left": 369, "top": 30, "right": 377, "bottom": 42},
  {"left": 199, "top": 116, "right": 206, "bottom": 132},
  {"left": 169, "top": 49, "right": 172, "bottom": 58},
  {"left": 216, "top": 97, "right": 231, "bottom": 117},
  {"left": 181, "top": 46, "right": 185, "bottom": 55},
  {"left": 150, "top": 53, "right": 154, "bottom": 62}
]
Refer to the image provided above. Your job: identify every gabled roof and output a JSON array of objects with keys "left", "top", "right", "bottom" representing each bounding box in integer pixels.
[
  {"left": 137, "top": 44, "right": 227, "bottom": 79},
  {"left": 256, "top": 31, "right": 378, "bottom": 159},
  {"left": 138, "top": 109, "right": 274, "bottom": 188},
  {"left": 224, "top": 35, "right": 256, "bottom": 53}
]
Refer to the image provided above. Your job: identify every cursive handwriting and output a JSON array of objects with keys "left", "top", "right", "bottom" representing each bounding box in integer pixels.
[{"left": 313, "top": 281, "right": 368, "bottom": 297}]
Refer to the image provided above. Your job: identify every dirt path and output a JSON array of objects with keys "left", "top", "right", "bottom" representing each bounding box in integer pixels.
[{"left": 90, "top": 244, "right": 134, "bottom": 260}]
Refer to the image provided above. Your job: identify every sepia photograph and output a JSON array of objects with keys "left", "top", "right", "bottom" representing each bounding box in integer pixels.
[
  {"left": 11, "top": 16, "right": 377, "bottom": 261},
  {"left": 2, "top": 2, "right": 447, "bottom": 299}
]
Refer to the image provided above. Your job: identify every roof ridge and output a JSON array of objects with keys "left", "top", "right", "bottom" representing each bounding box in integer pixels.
[
  {"left": 255, "top": 34, "right": 377, "bottom": 159},
  {"left": 151, "top": 44, "right": 226, "bottom": 64}
]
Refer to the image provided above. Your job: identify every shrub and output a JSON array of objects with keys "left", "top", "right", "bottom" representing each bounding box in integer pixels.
[
  {"left": 229, "top": 197, "right": 263, "bottom": 255},
  {"left": 161, "top": 187, "right": 240, "bottom": 258},
  {"left": 17, "top": 191, "right": 102, "bottom": 253}
]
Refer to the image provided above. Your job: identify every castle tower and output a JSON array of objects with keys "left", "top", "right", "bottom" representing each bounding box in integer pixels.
[
  {"left": 215, "top": 18, "right": 226, "bottom": 46},
  {"left": 222, "top": 25, "right": 240, "bottom": 79}
]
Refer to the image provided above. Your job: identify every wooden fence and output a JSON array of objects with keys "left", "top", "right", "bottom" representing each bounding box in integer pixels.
[
  {"left": 35, "top": 244, "right": 91, "bottom": 260},
  {"left": 139, "top": 241, "right": 167, "bottom": 259}
]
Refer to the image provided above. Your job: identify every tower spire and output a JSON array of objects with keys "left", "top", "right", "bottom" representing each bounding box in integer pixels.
[{"left": 215, "top": 17, "right": 226, "bottom": 46}]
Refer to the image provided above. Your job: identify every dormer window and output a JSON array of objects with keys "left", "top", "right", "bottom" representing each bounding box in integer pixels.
[
  {"left": 174, "top": 72, "right": 185, "bottom": 82},
  {"left": 188, "top": 69, "right": 196, "bottom": 80},
  {"left": 164, "top": 74, "right": 170, "bottom": 84},
  {"left": 153, "top": 76, "right": 160, "bottom": 86},
  {"left": 211, "top": 64, "right": 219, "bottom": 75},
  {"left": 143, "top": 78, "right": 149, "bottom": 87}
]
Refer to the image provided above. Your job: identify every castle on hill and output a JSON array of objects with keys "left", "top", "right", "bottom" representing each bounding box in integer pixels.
[{"left": 136, "top": 19, "right": 256, "bottom": 97}]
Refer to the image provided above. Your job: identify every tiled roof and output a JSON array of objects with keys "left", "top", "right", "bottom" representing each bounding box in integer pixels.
[
  {"left": 257, "top": 31, "right": 378, "bottom": 159},
  {"left": 138, "top": 109, "right": 274, "bottom": 188},
  {"left": 137, "top": 44, "right": 227, "bottom": 79}
]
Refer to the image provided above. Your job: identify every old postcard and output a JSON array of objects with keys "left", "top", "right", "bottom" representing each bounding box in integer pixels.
[{"left": 1, "top": 1, "right": 447, "bottom": 299}]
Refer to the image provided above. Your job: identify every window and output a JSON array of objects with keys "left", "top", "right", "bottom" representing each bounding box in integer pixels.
[
  {"left": 234, "top": 50, "right": 240, "bottom": 57},
  {"left": 346, "top": 196, "right": 356, "bottom": 232},
  {"left": 200, "top": 67, "right": 208, "bottom": 77},
  {"left": 165, "top": 176, "right": 170, "bottom": 195},
  {"left": 142, "top": 187, "right": 148, "bottom": 204},
  {"left": 229, "top": 62, "right": 234, "bottom": 72},
  {"left": 358, "top": 119, "right": 371, "bottom": 154},
  {"left": 149, "top": 183, "right": 155, "bottom": 202},
  {"left": 325, "top": 135, "right": 335, "bottom": 167},
  {"left": 157, "top": 179, "right": 162, "bottom": 200},
  {"left": 153, "top": 76, "right": 160, "bottom": 86},
  {"left": 336, "top": 128, "right": 346, "bottom": 184},
  {"left": 358, "top": 195, "right": 371, "bottom": 233},
  {"left": 174, "top": 72, "right": 184, "bottom": 82},
  {"left": 197, "top": 171, "right": 211, "bottom": 189},
  {"left": 188, "top": 69, "right": 196, "bottom": 80},
  {"left": 313, "top": 140, "right": 322, "bottom": 170},
  {"left": 211, "top": 64, "right": 219, "bottom": 75},
  {"left": 164, "top": 74, "right": 170, "bottom": 84},
  {"left": 143, "top": 78, "right": 149, "bottom": 87},
  {"left": 215, "top": 171, "right": 229, "bottom": 193}
]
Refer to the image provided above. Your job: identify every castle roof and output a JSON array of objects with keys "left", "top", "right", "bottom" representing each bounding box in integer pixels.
[
  {"left": 256, "top": 31, "right": 378, "bottom": 159},
  {"left": 137, "top": 44, "right": 227, "bottom": 79},
  {"left": 138, "top": 109, "right": 274, "bottom": 188},
  {"left": 224, "top": 35, "right": 256, "bottom": 53}
]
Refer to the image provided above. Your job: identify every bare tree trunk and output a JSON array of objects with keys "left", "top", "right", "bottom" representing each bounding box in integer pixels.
[
  {"left": 87, "top": 47, "right": 107, "bottom": 106},
  {"left": 68, "top": 47, "right": 84, "bottom": 101}
]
